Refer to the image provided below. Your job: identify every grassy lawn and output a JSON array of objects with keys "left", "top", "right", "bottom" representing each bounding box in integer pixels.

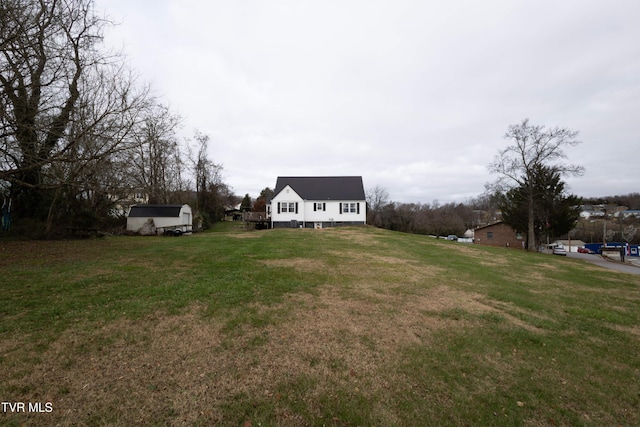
[{"left": 1, "top": 224, "right": 639, "bottom": 426}]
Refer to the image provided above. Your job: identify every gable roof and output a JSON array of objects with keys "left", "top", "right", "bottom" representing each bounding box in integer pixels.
[
  {"left": 474, "top": 221, "right": 508, "bottom": 231},
  {"left": 128, "top": 204, "right": 186, "bottom": 218},
  {"left": 274, "top": 176, "right": 365, "bottom": 201}
]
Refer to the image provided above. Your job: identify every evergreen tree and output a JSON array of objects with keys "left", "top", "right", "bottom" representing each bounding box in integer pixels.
[
  {"left": 240, "top": 194, "right": 252, "bottom": 212},
  {"left": 500, "top": 165, "right": 581, "bottom": 247}
]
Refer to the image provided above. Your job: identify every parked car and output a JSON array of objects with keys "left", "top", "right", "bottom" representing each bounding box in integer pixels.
[
  {"left": 447, "top": 235, "right": 458, "bottom": 241},
  {"left": 552, "top": 245, "right": 567, "bottom": 256},
  {"left": 577, "top": 246, "right": 594, "bottom": 254}
]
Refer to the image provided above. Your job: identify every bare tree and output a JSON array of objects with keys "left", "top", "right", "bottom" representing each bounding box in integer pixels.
[
  {"left": 0, "top": 0, "right": 153, "bottom": 229},
  {"left": 365, "top": 185, "right": 389, "bottom": 227},
  {"left": 488, "top": 119, "right": 584, "bottom": 251},
  {"left": 192, "top": 131, "right": 213, "bottom": 207},
  {"left": 43, "top": 61, "right": 153, "bottom": 230},
  {"left": 186, "top": 130, "right": 226, "bottom": 228},
  {"left": 127, "top": 104, "right": 183, "bottom": 204},
  {"left": 1, "top": 0, "right": 101, "bottom": 212}
]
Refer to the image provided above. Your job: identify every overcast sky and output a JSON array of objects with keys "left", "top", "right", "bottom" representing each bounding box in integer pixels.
[{"left": 98, "top": 0, "right": 639, "bottom": 204}]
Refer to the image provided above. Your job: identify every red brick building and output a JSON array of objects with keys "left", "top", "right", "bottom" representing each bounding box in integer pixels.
[{"left": 474, "top": 221, "right": 525, "bottom": 249}]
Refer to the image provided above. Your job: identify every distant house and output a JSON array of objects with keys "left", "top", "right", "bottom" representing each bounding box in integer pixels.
[
  {"left": 269, "top": 176, "right": 366, "bottom": 228},
  {"left": 224, "top": 203, "right": 243, "bottom": 221},
  {"left": 126, "top": 204, "right": 193, "bottom": 235},
  {"left": 109, "top": 190, "right": 149, "bottom": 217},
  {"left": 553, "top": 240, "right": 587, "bottom": 253},
  {"left": 474, "top": 221, "right": 525, "bottom": 249}
]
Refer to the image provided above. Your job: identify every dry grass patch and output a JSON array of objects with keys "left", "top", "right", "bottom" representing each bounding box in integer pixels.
[
  {"left": 326, "top": 249, "right": 444, "bottom": 288},
  {"left": 612, "top": 324, "right": 640, "bottom": 337},
  {"left": 325, "top": 227, "right": 382, "bottom": 246},
  {"left": 473, "top": 298, "right": 554, "bottom": 333},
  {"left": 4, "top": 308, "right": 236, "bottom": 425},
  {"left": 425, "top": 240, "right": 513, "bottom": 267},
  {"left": 259, "top": 258, "right": 328, "bottom": 274},
  {"left": 453, "top": 244, "right": 488, "bottom": 256},
  {"left": 479, "top": 255, "right": 511, "bottom": 267},
  {"left": 222, "top": 231, "right": 264, "bottom": 238}
]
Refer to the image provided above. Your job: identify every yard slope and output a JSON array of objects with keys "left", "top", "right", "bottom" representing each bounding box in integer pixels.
[{"left": 1, "top": 226, "right": 639, "bottom": 426}]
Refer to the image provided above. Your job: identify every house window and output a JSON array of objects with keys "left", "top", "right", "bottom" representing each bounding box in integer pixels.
[
  {"left": 314, "top": 202, "right": 326, "bottom": 211},
  {"left": 278, "top": 202, "right": 298, "bottom": 213},
  {"left": 342, "top": 203, "right": 357, "bottom": 213},
  {"left": 487, "top": 231, "right": 493, "bottom": 239}
]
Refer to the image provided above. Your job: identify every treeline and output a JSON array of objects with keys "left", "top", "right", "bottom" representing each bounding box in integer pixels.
[
  {"left": 372, "top": 202, "right": 479, "bottom": 236},
  {"left": 0, "top": 0, "right": 234, "bottom": 237},
  {"left": 366, "top": 187, "right": 497, "bottom": 237},
  {"left": 367, "top": 186, "right": 640, "bottom": 244}
]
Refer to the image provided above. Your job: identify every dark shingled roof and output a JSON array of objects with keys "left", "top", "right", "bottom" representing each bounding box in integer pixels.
[
  {"left": 128, "top": 205, "right": 184, "bottom": 217},
  {"left": 274, "top": 176, "right": 365, "bottom": 200}
]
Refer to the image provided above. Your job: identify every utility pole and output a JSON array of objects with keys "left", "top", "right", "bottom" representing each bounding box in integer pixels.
[
  {"left": 602, "top": 201, "right": 608, "bottom": 249},
  {"left": 619, "top": 212, "right": 626, "bottom": 262}
]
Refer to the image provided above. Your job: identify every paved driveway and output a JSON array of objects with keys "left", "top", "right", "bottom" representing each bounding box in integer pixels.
[{"left": 567, "top": 252, "right": 640, "bottom": 275}]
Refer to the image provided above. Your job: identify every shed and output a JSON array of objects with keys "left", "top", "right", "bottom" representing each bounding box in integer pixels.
[
  {"left": 474, "top": 221, "right": 525, "bottom": 249},
  {"left": 126, "top": 204, "right": 193, "bottom": 235}
]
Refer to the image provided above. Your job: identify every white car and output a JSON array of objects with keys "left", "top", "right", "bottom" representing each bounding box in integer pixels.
[{"left": 552, "top": 245, "right": 567, "bottom": 256}]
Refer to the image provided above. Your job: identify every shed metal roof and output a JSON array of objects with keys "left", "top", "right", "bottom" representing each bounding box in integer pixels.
[
  {"left": 128, "top": 205, "right": 185, "bottom": 218},
  {"left": 274, "top": 176, "right": 365, "bottom": 200}
]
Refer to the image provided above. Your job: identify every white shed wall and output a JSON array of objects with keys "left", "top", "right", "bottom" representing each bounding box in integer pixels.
[
  {"left": 126, "top": 217, "right": 152, "bottom": 232},
  {"left": 126, "top": 204, "right": 192, "bottom": 235}
]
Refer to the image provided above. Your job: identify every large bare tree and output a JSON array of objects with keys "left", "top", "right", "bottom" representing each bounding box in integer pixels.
[
  {"left": 488, "top": 119, "right": 584, "bottom": 251},
  {"left": 127, "top": 104, "right": 184, "bottom": 205},
  {"left": 365, "top": 185, "right": 389, "bottom": 227},
  {"left": 42, "top": 63, "right": 152, "bottom": 233},
  {"left": 187, "top": 130, "right": 227, "bottom": 228},
  {"left": 0, "top": 0, "right": 151, "bottom": 225}
]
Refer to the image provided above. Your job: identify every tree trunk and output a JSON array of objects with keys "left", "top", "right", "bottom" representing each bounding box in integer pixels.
[{"left": 527, "top": 194, "right": 536, "bottom": 252}]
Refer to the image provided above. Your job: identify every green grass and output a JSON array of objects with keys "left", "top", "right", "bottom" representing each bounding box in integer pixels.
[{"left": 1, "top": 225, "right": 639, "bottom": 426}]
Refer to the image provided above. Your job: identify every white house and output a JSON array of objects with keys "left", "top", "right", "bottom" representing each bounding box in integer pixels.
[
  {"left": 269, "top": 176, "right": 366, "bottom": 229},
  {"left": 553, "top": 239, "right": 587, "bottom": 253},
  {"left": 126, "top": 204, "right": 193, "bottom": 235}
]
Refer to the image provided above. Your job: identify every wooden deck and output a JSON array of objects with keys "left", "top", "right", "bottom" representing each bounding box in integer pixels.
[{"left": 242, "top": 212, "right": 270, "bottom": 229}]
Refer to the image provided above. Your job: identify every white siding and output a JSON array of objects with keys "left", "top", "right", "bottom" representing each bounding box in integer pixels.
[
  {"left": 126, "top": 217, "right": 152, "bottom": 232},
  {"left": 303, "top": 201, "right": 365, "bottom": 223},
  {"left": 126, "top": 204, "right": 193, "bottom": 234},
  {"left": 304, "top": 201, "right": 337, "bottom": 222},
  {"left": 270, "top": 186, "right": 304, "bottom": 223},
  {"left": 152, "top": 216, "right": 185, "bottom": 228}
]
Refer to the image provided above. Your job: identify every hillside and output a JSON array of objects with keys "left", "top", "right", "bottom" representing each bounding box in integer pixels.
[{"left": 1, "top": 225, "right": 639, "bottom": 426}]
